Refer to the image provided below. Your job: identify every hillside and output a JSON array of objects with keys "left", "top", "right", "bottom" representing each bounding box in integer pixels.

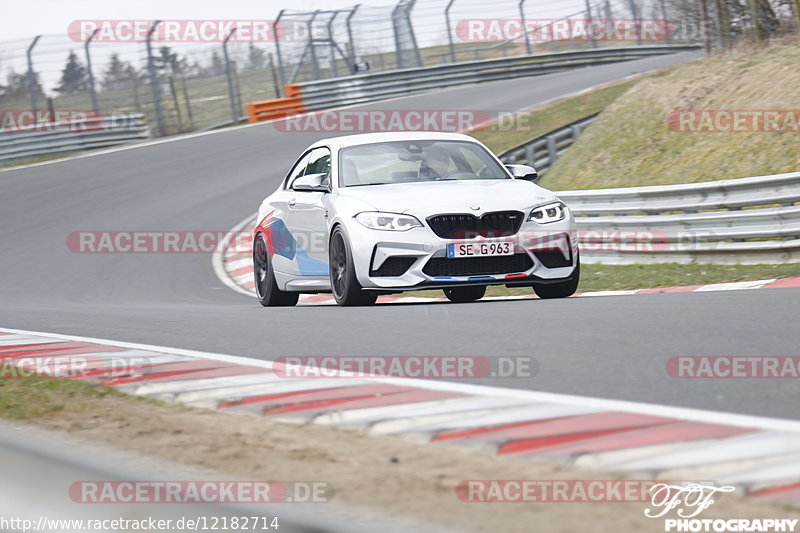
[{"left": 541, "top": 41, "right": 800, "bottom": 190}]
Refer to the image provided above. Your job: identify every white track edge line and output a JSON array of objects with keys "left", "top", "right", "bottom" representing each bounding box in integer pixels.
[
  {"left": 211, "top": 214, "right": 258, "bottom": 297},
  {"left": 2, "top": 325, "right": 800, "bottom": 435}
]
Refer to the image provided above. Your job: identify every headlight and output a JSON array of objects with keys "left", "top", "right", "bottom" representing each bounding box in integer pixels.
[
  {"left": 355, "top": 212, "right": 423, "bottom": 231},
  {"left": 529, "top": 202, "right": 566, "bottom": 224}
]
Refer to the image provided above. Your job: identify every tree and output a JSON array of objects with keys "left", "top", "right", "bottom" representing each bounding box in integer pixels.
[
  {"left": 156, "top": 46, "right": 189, "bottom": 75},
  {"left": 56, "top": 51, "right": 89, "bottom": 95},
  {"left": 101, "top": 53, "right": 137, "bottom": 90},
  {"left": 206, "top": 50, "right": 226, "bottom": 76},
  {"left": 0, "top": 70, "right": 44, "bottom": 102},
  {"left": 247, "top": 43, "right": 266, "bottom": 70}
]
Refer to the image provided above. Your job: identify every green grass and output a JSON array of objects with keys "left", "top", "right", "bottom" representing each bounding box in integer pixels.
[
  {"left": 540, "top": 41, "right": 800, "bottom": 190},
  {"left": 0, "top": 378, "right": 156, "bottom": 419},
  {"left": 407, "top": 263, "right": 800, "bottom": 299},
  {"left": 470, "top": 76, "right": 652, "bottom": 154}
]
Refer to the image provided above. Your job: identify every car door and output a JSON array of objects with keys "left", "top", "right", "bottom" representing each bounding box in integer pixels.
[
  {"left": 285, "top": 147, "right": 331, "bottom": 276},
  {"left": 268, "top": 151, "right": 310, "bottom": 277}
]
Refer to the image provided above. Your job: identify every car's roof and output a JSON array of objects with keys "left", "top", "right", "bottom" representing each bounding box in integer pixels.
[{"left": 310, "top": 131, "right": 481, "bottom": 150}]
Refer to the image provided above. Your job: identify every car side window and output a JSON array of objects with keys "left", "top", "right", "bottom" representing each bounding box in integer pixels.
[
  {"left": 285, "top": 153, "right": 311, "bottom": 189},
  {"left": 304, "top": 148, "right": 332, "bottom": 188}
]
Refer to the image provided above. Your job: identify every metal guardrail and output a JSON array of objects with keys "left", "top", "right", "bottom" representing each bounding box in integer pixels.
[
  {"left": 499, "top": 112, "right": 599, "bottom": 172},
  {"left": 0, "top": 114, "right": 150, "bottom": 164},
  {"left": 288, "top": 45, "right": 701, "bottom": 112},
  {"left": 558, "top": 172, "right": 800, "bottom": 264}
]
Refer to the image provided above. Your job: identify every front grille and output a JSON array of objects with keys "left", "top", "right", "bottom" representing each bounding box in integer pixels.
[
  {"left": 370, "top": 256, "right": 416, "bottom": 277},
  {"left": 427, "top": 211, "right": 525, "bottom": 239},
  {"left": 423, "top": 253, "right": 533, "bottom": 277},
  {"left": 534, "top": 251, "right": 572, "bottom": 268}
]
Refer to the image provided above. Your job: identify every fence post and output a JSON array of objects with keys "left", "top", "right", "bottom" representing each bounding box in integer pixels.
[
  {"left": 26, "top": 35, "right": 41, "bottom": 115},
  {"left": 392, "top": 2, "right": 404, "bottom": 69},
  {"left": 223, "top": 27, "right": 239, "bottom": 124},
  {"left": 518, "top": 0, "right": 531, "bottom": 55},
  {"left": 146, "top": 21, "right": 166, "bottom": 137},
  {"left": 445, "top": 0, "right": 457, "bottom": 63},
  {"left": 308, "top": 11, "right": 321, "bottom": 80},
  {"left": 584, "top": 0, "right": 597, "bottom": 48},
  {"left": 84, "top": 29, "right": 100, "bottom": 113},
  {"left": 273, "top": 10, "right": 287, "bottom": 94},
  {"left": 327, "top": 12, "right": 339, "bottom": 77},
  {"left": 346, "top": 5, "right": 360, "bottom": 73},
  {"left": 405, "top": 0, "right": 423, "bottom": 66},
  {"left": 629, "top": 0, "right": 642, "bottom": 45}
]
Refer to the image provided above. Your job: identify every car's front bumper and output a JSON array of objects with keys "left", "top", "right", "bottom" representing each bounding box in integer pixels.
[{"left": 345, "top": 218, "right": 579, "bottom": 291}]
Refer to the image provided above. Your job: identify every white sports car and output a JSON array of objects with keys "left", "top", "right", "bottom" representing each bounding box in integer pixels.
[{"left": 254, "top": 132, "right": 579, "bottom": 306}]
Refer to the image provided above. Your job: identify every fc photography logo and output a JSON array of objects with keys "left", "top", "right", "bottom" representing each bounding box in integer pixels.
[{"left": 645, "top": 483, "right": 798, "bottom": 532}]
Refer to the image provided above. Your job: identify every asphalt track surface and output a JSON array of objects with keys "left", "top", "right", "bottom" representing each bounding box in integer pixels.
[{"left": 2, "top": 52, "right": 798, "bottom": 420}]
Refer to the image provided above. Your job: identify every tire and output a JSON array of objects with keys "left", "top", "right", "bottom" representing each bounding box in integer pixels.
[
  {"left": 533, "top": 260, "right": 580, "bottom": 299},
  {"left": 253, "top": 234, "right": 299, "bottom": 307},
  {"left": 443, "top": 285, "right": 486, "bottom": 303},
  {"left": 329, "top": 227, "right": 377, "bottom": 306}
]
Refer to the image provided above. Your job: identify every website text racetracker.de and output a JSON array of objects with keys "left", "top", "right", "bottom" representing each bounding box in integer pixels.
[
  {"left": 456, "top": 480, "right": 660, "bottom": 502},
  {"left": 1, "top": 516, "right": 280, "bottom": 532},
  {"left": 273, "top": 355, "right": 537, "bottom": 379}
]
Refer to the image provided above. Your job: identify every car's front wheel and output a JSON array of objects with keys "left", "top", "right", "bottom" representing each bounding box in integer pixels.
[
  {"left": 253, "top": 234, "right": 299, "bottom": 307},
  {"left": 443, "top": 285, "right": 486, "bottom": 303},
  {"left": 533, "top": 260, "right": 580, "bottom": 299},
  {"left": 329, "top": 227, "right": 377, "bottom": 306}
]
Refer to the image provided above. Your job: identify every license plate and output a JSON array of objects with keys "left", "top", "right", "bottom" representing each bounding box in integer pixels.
[{"left": 447, "top": 241, "right": 513, "bottom": 258}]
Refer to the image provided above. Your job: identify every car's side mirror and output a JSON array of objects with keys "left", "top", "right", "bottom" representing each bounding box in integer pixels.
[
  {"left": 292, "top": 173, "right": 329, "bottom": 192},
  {"left": 505, "top": 164, "right": 539, "bottom": 183}
]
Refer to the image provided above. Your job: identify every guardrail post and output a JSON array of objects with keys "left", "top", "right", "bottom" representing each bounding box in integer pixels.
[
  {"left": 146, "top": 21, "right": 166, "bottom": 137},
  {"left": 546, "top": 134, "right": 558, "bottom": 169},
  {"left": 445, "top": 0, "right": 457, "bottom": 63},
  {"left": 518, "top": 0, "right": 532, "bottom": 55},
  {"left": 84, "top": 29, "right": 100, "bottom": 113},
  {"left": 223, "top": 27, "right": 239, "bottom": 124},
  {"left": 524, "top": 145, "right": 536, "bottom": 166},
  {"left": 273, "top": 10, "right": 287, "bottom": 94},
  {"left": 26, "top": 35, "right": 41, "bottom": 115}
]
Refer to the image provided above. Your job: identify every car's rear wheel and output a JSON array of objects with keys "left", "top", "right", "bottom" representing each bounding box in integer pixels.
[
  {"left": 533, "top": 260, "right": 580, "bottom": 299},
  {"left": 253, "top": 234, "right": 299, "bottom": 307},
  {"left": 443, "top": 285, "right": 486, "bottom": 303},
  {"left": 329, "top": 228, "right": 377, "bottom": 306}
]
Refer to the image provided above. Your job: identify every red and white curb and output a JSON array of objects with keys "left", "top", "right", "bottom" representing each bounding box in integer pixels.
[
  {"left": 2, "top": 326, "right": 800, "bottom": 503},
  {"left": 214, "top": 217, "right": 800, "bottom": 303}
]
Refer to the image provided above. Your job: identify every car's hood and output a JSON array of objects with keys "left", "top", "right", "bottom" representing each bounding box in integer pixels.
[{"left": 336, "top": 179, "right": 558, "bottom": 217}]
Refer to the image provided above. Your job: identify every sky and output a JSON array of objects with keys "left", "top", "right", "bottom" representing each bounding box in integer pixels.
[
  {"left": 0, "top": 0, "right": 593, "bottom": 92},
  {"left": 1, "top": 0, "right": 367, "bottom": 42}
]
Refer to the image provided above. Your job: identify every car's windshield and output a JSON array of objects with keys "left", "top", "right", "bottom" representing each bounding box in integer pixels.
[{"left": 338, "top": 140, "right": 509, "bottom": 187}]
